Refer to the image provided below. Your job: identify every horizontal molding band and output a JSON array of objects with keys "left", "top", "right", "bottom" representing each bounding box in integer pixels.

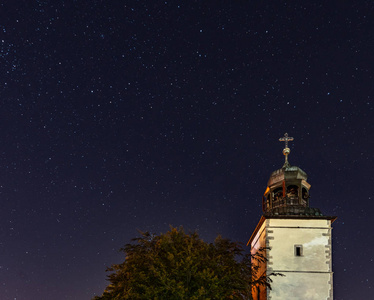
[
  {"left": 270, "top": 270, "right": 333, "bottom": 274},
  {"left": 268, "top": 226, "right": 331, "bottom": 229}
]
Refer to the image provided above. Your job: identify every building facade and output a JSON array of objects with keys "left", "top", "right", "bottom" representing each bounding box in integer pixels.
[{"left": 248, "top": 134, "right": 336, "bottom": 300}]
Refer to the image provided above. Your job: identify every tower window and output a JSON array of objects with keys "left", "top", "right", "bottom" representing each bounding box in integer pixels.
[
  {"left": 286, "top": 185, "right": 299, "bottom": 204},
  {"left": 273, "top": 187, "right": 283, "bottom": 201},
  {"left": 295, "top": 245, "right": 303, "bottom": 256},
  {"left": 302, "top": 187, "right": 309, "bottom": 200}
]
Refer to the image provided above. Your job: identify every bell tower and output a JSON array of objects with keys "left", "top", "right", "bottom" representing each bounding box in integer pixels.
[{"left": 248, "top": 133, "right": 336, "bottom": 300}]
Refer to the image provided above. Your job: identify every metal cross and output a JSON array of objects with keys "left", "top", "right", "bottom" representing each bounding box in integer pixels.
[{"left": 279, "top": 133, "right": 294, "bottom": 148}]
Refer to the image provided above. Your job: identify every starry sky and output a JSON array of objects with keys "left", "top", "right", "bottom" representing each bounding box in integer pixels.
[{"left": 1, "top": 1, "right": 373, "bottom": 299}]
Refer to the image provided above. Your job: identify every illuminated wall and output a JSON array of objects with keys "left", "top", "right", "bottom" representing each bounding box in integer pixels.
[{"left": 251, "top": 218, "right": 333, "bottom": 300}]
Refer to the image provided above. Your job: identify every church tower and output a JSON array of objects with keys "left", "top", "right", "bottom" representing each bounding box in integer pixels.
[{"left": 248, "top": 133, "right": 336, "bottom": 300}]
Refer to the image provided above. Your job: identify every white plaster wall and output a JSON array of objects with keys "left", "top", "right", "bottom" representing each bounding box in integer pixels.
[
  {"left": 267, "top": 219, "right": 331, "bottom": 272},
  {"left": 269, "top": 219, "right": 330, "bottom": 228},
  {"left": 267, "top": 218, "right": 333, "bottom": 300},
  {"left": 269, "top": 272, "right": 333, "bottom": 300},
  {"left": 250, "top": 218, "right": 333, "bottom": 300}
]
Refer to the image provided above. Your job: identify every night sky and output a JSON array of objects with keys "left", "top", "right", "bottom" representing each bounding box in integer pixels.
[{"left": 1, "top": 1, "right": 373, "bottom": 299}]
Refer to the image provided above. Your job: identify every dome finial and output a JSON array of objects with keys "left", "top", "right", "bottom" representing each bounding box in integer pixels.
[{"left": 279, "top": 133, "right": 294, "bottom": 168}]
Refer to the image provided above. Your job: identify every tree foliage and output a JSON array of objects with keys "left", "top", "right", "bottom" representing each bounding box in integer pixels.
[{"left": 93, "top": 227, "right": 276, "bottom": 300}]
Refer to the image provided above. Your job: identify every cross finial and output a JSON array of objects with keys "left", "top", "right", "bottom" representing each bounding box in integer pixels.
[
  {"left": 279, "top": 133, "right": 294, "bottom": 149},
  {"left": 279, "top": 133, "right": 294, "bottom": 167}
]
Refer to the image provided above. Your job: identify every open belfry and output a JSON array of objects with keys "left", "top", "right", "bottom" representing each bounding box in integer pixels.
[{"left": 248, "top": 133, "right": 336, "bottom": 300}]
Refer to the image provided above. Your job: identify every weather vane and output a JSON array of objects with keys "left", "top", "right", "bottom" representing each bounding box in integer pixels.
[{"left": 279, "top": 133, "right": 293, "bottom": 167}]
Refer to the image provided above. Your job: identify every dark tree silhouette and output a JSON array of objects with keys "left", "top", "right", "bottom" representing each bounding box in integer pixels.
[{"left": 93, "top": 227, "right": 279, "bottom": 300}]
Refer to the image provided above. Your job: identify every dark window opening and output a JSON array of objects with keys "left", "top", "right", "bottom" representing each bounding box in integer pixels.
[
  {"left": 301, "top": 188, "right": 308, "bottom": 206},
  {"left": 302, "top": 187, "right": 309, "bottom": 200},
  {"left": 295, "top": 245, "right": 303, "bottom": 256},
  {"left": 287, "top": 185, "right": 298, "bottom": 198},
  {"left": 273, "top": 187, "right": 283, "bottom": 201}
]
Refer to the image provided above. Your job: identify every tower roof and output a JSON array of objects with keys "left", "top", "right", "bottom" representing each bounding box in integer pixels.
[
  {"left": 262, "top": 133, "right": 323, "bottom": 217},
  {"left": 267, "top": 164, "right": 308, "bottom": 187}
]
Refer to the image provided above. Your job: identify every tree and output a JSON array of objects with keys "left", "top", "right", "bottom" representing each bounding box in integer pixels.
[{"left": 93, "top": 227, "right": 277, "bottom": 300}]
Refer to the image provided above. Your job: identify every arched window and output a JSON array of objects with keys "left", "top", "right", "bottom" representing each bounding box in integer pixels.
[
  {"left": 273, "top": 187, "right": 283, "bottom": 201},
  {"left": 302, "top": 187, "right": 309, "bottom": 200},
  {"left": 287, "top": 185, "right": 298, "bottom": 197},
  {"left": 302, "top": 187, "right": 309, "bottom": 206},
  {"left": 286, "top": 185, "right": 298, "bottom": 204}
]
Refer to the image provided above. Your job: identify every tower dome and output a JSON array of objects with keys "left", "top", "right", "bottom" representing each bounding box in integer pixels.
[{"left": 262, "top": 133, "right": 323, "bottom": 217}]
